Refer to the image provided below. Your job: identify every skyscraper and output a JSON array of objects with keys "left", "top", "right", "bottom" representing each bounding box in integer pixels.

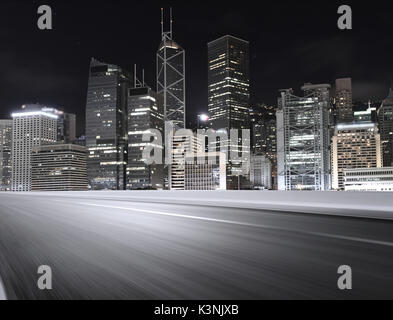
[
  {"left": 127, "top": 81, "right": 164, "bottom": 190},
  {"left": 85, "top": 58, "right": 131, "bottom": 190},
  {"left": 377, "top": 89, "right": 393, "bottom": 167},
  {"left": 335, "top": 78, "right": 353, "bottom": 123},
  {"left": 250, "top": 104, "right": 277, "bottom": 188},
  {"left": 208, "top": 35, "right": 250, "bottom": 189},
  {"left": 331, "top": 122, "right": 382, "bottom": 190},
  {"left": 11, "top": 105, "right": 58, "bottom": 192},
  {"left": 157, "top": 8, "right": 186, "bottom": 129},
  {"left": 208, "top": 35, "right": 250, "bottom": 131},
  {"left": 0, "top": 120, "right": 13, "bottom": 191},
  {"left": 277, "top": 84, "right": 331, "bottom": 191}
]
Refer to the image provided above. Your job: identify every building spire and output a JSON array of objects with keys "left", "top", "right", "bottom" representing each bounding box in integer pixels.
[
  {"left": 170, "top": 7, "right": 173, "bottom": 38},
  {"left": 161, "top": 8, "right": 164, "bottom": 38},
  {"left": 160, "top": 7, "right": 173, "bottom": 41}
]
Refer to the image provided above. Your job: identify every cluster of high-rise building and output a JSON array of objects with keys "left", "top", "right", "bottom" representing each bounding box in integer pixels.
[
  {"left": 275, "top": 79, "right": 393, "bottom": 192},
  {"left": 1, "top": 10, "right": 393, "bottom": 193}
]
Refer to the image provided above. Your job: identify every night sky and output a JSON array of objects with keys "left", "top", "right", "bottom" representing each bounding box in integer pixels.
[{"left": 1, "top": 0, "right": 392, "bottom": 135}]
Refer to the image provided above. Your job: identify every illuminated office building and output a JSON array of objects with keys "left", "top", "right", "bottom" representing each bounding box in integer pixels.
[
  {"left": 377, "top": 89, "right": 393, "bottom": 167},
  {"left": 157, "top": 8, "right": 186, "bottom": 129},
  {"left": 169, "top": 134, "right": 203, "bottom": 190},
  {"left": 31, "top": 144, "right": 87, "bottom": 191},
  {"left": 335, "top": 78, "right": 353, "bottom": 123},
  {"left": 0, "top": 120, "right": 13, "bottom": 191},
  {"left": 57, "top": 112, "right": 76, "bottom": 143},
  {"left": 184, "top": 152, "right": 227, "bottom": 191},
  {"left": 85, "top": 58, "right": 131, "bottom": 190},
  {"left": 250, "top": 104, "right": 277, "bottom": 188},
  {"left": 331, "top": 122, "right": 382, "bottom": 190},
  {"left": 127, "top": 84, "right": 164, "bottom": 190},
  {"left": 277, "top": 84, "right": 331, "bottom": 191},
  {"left": 208, "top": 35, "right": 250, "bottom": 189},
  {"left": 11, "top": 105, "right": 58, "bottom": 192},
  {"left": 354, "top": 102, "right": 376, "bottom": 123},
  {"left": 344, "top": 167, "right": 393, "bottom": 192}
]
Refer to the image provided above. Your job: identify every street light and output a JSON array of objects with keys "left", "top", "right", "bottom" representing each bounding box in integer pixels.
[{"left": 197, "top": 114, "right": 210, "bottom": 129}]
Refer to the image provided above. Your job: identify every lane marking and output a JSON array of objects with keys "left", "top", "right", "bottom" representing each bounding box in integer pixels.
[
  {"left": 80, "top": 202, "right": 393, "bottom": 248},
  {"left": 0, "top": 277, "right": 7, "bottom": 300}
]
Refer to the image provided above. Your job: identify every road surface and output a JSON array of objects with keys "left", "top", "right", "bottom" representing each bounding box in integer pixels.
[{"left": 0, "top": 192, "right": 393, "bottom": 300}]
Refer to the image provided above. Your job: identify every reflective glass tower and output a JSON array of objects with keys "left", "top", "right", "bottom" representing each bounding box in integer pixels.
[
  {"left": 208, "top": 35, "right": 250, "bottom": 131},
  {"left": 335, "top": 78, "right": 353, "bottom": 123},
  {"left": 85, "top": 58, "right": 131, "bottom": 190},
  {"left": 207, "top": 35, "right": 250, "bottom": 189},
  {"left": 0, "top": 120, "right": 13, "bottom": 191},
  {"left": 127, "top": 80, "right": 164, "bottom": 190},
  {"left": 157, "top": 8, "right": 186, "bottom": 129}
]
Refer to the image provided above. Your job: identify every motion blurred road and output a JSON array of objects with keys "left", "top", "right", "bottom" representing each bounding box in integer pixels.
[{"left": 0, "top": 192, "right": 393, "bottom": 300}]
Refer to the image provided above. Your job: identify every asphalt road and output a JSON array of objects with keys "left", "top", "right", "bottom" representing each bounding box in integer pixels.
[{"left": 0, "top": 192, "right": 393, "bottom": 300}]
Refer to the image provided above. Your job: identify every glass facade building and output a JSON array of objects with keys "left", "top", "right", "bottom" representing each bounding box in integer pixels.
[
  {"left": 85, "top": 58, "right": 131, "bottom": 190},
  {"left": 0, "top": 120, "right": 13, "bottom": 191},
  {"left": 377, "top": 89, "right": 393, "bottom": 167},
  {"left": 335, "top": 78, "right": 353, "bottom": 123},
  {"left": 57, "top": 112, "right": 76, "bottom": 143},
  {"left": 250, "top": 104, "right": 277, "bottom": 189},
  {"left": 277, "top": 84, "right": 331, "bottom": 191},
  {"left": 208, "top": 35, "right": 250, "bottom": 189},
  {"left": 208, "top": 35, "right": 250, "bottom": 131},
  {"left": 127, "top": 86, "right": 164, "bottom": 190}
]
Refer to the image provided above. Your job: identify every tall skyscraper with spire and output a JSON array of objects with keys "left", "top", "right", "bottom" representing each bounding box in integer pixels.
[{"left": 157, "top": 8, "right": 186, "bottom": 129}]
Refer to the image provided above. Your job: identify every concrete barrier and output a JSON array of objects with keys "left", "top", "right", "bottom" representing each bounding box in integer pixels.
[{"left": 10, "top": 190, "right": 393, "bottom": 220}]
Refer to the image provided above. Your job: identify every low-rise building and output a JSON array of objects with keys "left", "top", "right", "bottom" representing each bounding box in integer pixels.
[
  {"left": 250, "top": 155, "right": 272, "bottom": 190},
  {"left": 31, "top": 144, "right": 87, "bottom": 191},
  {"left": 344, "top": 167, "right": 393, "bottom": 192},
  {"left": 185, "top": 152, "right": 227, "bottom": 190}
]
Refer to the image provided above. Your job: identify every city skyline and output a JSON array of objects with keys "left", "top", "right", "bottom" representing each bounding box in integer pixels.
[
  {"left": 1, "top": 2, "right": 392, "bottom": 136},
  {"left": 2, "top": 2, "right": 393, "bottom": 303}
]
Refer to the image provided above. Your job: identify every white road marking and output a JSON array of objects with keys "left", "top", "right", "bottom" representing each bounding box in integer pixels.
[
  {"left": 80, "top": 202, "right": 393, "bottom": 248},
  {"left": 0, "top": 277, "right": 7, "bottom": 300}
]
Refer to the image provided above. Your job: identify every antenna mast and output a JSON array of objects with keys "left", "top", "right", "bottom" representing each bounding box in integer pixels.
[
  {"left": 170, "top": 7, "right": 173, "bottom": 38},
  {"left": 161, "top": 8, "right": 164, "bottom": 40},
  {"left": 134, "top": 64, "right": 137, "bottom": 89}
]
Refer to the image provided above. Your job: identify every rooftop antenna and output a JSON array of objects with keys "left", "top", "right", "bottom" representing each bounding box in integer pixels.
[
  {"left": 133, "top": 64, "right": 143, "bottom": 88},
  {"left": 142, "top": 69, "right": 145, "bottom": 87},
  {"left": 161, "top": 8, "right": 164, "bottom": 40},
  {"left": 170, "top": 7, "right": 173, "bottom": 38},
  {"left": 134, "top": 64, "right": 137, "bottom": 88}
]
